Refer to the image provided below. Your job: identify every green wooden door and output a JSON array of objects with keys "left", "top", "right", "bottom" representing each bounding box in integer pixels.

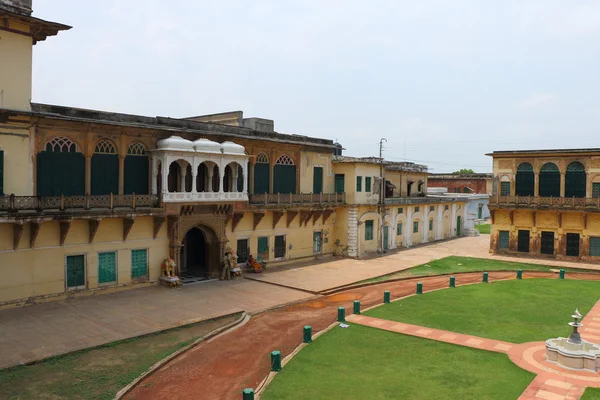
[
  {"left": 273, "top": 165, "right": 296, "bottom": 194},
  {"left": 124, "top": 155, "right": 149, "bottom": 194},
  {"left": 37, "top": 152, "right": 85, "bottom": 196},
  {"left": 313, "top": 231, "right": 322, "bottom": 254},
  {"left": 92, "top": 154, "right": 119, "bottom": 195},
  {"left": 478, "top": 205, "right": 483, "bottom": 219},
  {"left": 254, "top": 164, "right": 270, "bottom": 194},
  {"left": 456, "top": 216, "right": 461, "bottom": 236},
  {"left": 66, "top": 255, "right": 85, "bottom": 288},
  {"left": 257, "top": 237, "right": 269, "bottom": 260},
  {"left": 383, "top": 226, "right": 389, "bottom": 250},
  {"left": 98, "top": 252, "right": 117, "bottom": 284},
  {"left": 274, "top": 235, "right": 286, "bottom": 258},
  {"left": 313, "top": 167, "right": 323, "bottom": 194},
  {"left": 334, "top": 174, "right": 345, "bottom": 193},
  {"left": 131, "top": 249, "right": 148, "bottom": 279},
  {"left": 539, "top": 163, "right": 560, "bottom": 197}
]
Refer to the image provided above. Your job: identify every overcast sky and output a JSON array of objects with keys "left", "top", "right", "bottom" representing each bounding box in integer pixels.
[{"left": 31, "top": 0, "right": 600, "bottom": 173}]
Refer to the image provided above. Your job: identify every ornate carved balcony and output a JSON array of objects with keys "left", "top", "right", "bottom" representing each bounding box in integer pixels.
[
  {"left": 161, "top": 191, "right": 248, "bottom": 203},
  {"left": 384, "top": 196, "right": 463, "bottom": 205},
  {"left": 0, "top": 194, "right": 160, "bottom": 217},
  {"left": 488, "top": 195, "right": 600, "bottom": 211},
  {"left": 248, "top": 193, "right": 345, "bottom": 208}
]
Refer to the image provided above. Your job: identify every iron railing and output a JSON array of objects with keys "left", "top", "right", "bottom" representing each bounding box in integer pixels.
[
  {"left": 249, "top": 193, "right": 345, "bottom": 206},
  {"left": 489, "top": 195, "right": 600, "bottom": 210},
  {"left": 0, "top": 194, "right": 159, "bottom": 212},
  {"left": 384, "top": 196, "right": 463, "bottom": 205}
]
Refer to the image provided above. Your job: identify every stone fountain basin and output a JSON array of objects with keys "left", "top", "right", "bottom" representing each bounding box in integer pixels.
[{"left": 546, "top": 337, "right": 600, "bottom": 371}]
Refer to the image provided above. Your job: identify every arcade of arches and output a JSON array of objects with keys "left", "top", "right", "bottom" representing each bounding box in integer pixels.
[{"left": 514, "top": 161, "right": 588, "bottom": 198}]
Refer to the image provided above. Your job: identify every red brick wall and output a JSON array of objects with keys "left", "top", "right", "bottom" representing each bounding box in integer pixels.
[{"left": 428, "top": 178, "right": 488, "bottom": 194}]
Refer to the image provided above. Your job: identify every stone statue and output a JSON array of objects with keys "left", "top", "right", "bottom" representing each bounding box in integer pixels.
[{"left": 162, "top": 258, "right": 177, "bottom": 277}]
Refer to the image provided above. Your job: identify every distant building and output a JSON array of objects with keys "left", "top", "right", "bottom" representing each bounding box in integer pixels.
[
  {"left": 428, "top": 173, "right": 493, "bottom": 194},
  {"left": 487, "top": 149, "right": 600, "bottom": 261},
  {"left": 427, "top": 188, "right": 490, "bottom": 236}
]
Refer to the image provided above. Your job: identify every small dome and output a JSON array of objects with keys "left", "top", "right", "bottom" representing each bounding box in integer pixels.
[
  {"left": 221, "top": 141, "right": 245, "bottom": 155},
  {"left": 157, "top": 136, "right": 194, "bottom": 151},
  {"left": 193, "top": 138, "right": 221, "bottom": 153}
]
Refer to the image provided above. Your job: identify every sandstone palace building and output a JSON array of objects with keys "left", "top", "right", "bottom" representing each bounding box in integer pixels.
[
  {"left": 488, "top": 149, "right": 600, "bottom": 261},
  {"left": 0, "top": 0, "right": 466, "bottom": 307}
]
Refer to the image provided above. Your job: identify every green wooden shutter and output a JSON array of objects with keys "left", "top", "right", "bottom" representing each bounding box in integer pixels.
[
  {"left": 593, "top": 183, "right": 600, "bottom": 198},
  {"left": 98, "top": 252, "right": 117, "bottom": 284},
  {"left": 274, "top": 235, "right": 285, "bottom": 258},
  {"left": 131, "top": 249, "right": 148, "bottom": 279},
  {"left": 237, "top": 239, "right": 248, "bottom": 263},
  {"left": 429, "top": 220, "right": 433, "bottom": 230},
  {"left": 92, "top": 154, "right": 119, "bottom": 195},
  {"left": 413, "top": 221, "right": 419, "bottom": 233},
  {"left": 365, "top": 177, "right": 371, "bottom": 192},
  {"left": 313, "top": 167, "right": 323, "bottom": 194},
  {"left": 397, "top": 223, "right": 402, "bottom": 235},
  {"left": 456, "top": 216, "right": 461, "bottom": 236},
  {"left": 383, "top": 227, "right": 388, "bottom": 250},
  {"left": 0, "top": 149, "right": 3, "bottom": 195},
  {"left": 334, "top": 174, "right": 345, "bottom": 193},
  {"left": 66, "top": 255, "right": 85, "bottom": 288},
  {"left": 124, "top": 155, "right": 149, "bottom": 194},
  {"left": 37, "top": 152, "right": 85, "bottom": 196},
  {"left": 257, "top": 237, "right": 269, "bottom": 260},
  {"left": 254, "top": 164, "right": 270, "bottom": 194},
  {"left": 589, "top": 237, "right": 600, "bottom": 256},
  {"left": 498, "top": 231, "right": 509, "bottom": 249},
  {"left": 313, "top": 232, "right": 322, "bottom": 253},
  {"left": 274, "top": 165, "right": 296, "bottom": 194},
  {"left": 356, "top": 176, "right": 362, "bottom": 192},
  {"left": 500, "top": 182, "right": 511, "bottom": 196},
  {"left": 365, "top": 220, "right": 373, "bottom": 240}
]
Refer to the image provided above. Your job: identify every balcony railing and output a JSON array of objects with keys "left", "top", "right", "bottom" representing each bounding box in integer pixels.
[
  {"left": 161, "top": 191, "right": 248, "bottom": 203},
  {"left": 0, "top": 194, "right": 159, "bottom": 213},
  {"left": 384, "top": 196, "right": 463, "bottom": 205},
  {"left": 249, "top": 193, "right": 345, "bottom": 207},
  {"left": 489, "top": 195, "right": 600, "bottom": 210}
]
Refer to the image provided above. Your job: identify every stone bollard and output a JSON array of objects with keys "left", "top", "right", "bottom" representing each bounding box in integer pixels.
[
  {"left": 338, "top": 307, "right": 345, "bottom": 322},
  {"left": 517, "top": 269, "right": 522, "bottom": 280},
  {"left": 450, "top": 276, "right": 456, "bottom": 288},
  {"left": 384, "top": 291, "right": 391, "bottom": 304},
  {"left": 416, "top": 282, "right": 423, "bottom": 295},
  {"left": 271, "top": 351, "right": 282, "bottom": 372},
  {"left": 353, "top": 300, "right": 361, "bottom": 314},
  {"left": 303, "top": 326, "right": 312, "bottom": 343},
  {"left": 243, "top": 388, "right": 255, "bottom": 400},
  {"left": 483, "top": 272, "right": 488, "bottom": 283}
]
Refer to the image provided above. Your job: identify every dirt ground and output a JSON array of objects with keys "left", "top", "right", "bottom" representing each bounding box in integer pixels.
[{"left": 126, "top": 271, "right": 577, "bottom": 400}]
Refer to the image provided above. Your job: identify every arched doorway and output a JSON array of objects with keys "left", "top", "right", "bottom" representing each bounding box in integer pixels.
[
  {"left": 182, "top": 227, "right": 209, "bottom": 281},
  {"left": 515, "top": 162, "right": 534, "bottom": 196},
  {"left": 565, "top": 161, "right": 586, "bottom": 198},
  {"left": 539, "top": 162, "right": 560, "bottom": 197}
]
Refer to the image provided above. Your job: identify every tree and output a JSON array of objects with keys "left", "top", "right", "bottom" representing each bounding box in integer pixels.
[{"left": 452, "top": 169, "right": 475, "bottom": 174}]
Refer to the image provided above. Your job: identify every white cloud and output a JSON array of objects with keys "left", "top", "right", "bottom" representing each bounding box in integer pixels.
[{"left": 516, "top": 93, "right": 560, "bottom": 110}]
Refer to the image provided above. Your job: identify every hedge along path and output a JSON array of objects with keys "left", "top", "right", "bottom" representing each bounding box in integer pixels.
[{"left": 124, "top": 271, "right": 600, "bottom": 400}]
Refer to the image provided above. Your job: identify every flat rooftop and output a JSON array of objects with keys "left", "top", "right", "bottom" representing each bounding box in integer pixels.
[{"left": 486, "top": 148, "right": 600, "bottom": 157}]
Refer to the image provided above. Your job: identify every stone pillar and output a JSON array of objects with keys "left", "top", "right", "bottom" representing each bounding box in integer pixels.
[
  {"left": 232, "top": 166, "right": 238, "bottom": 193},
  {"left": 560, "top": 173, "right": 566, "bottom": 197},
  {"left": 534, "top": 173, "right": 539, "bottom": 197},
  {"left": 85, "top": 155, "right": 92, "bottom": 194},
  {"left": 405, "top": 207, "right": 413, "bottom": 246},
  {"left": 180, "top": 164, "right": 187, "bottom": 193},
  {"left": 248, "top": 162, "right": 254, "bottom": 195},
  {"left": 347, "top": 206, "right": 358, "bottom": 257},
  {"left": 436, "top": 204, "right": 443, "bottom": 240},
  {"left": 118, "top": 156, "right": 125, "bottom": 195},
  {"left": 451, "top": 204, "right": 457, "bottom": 236},
  {"left": 162, "top": 159, "right": 169, "bottom": 195},
  {"left": 207, "top": 167, "right": 214, "bottom": 192},
  {"left": 269, "top": 162, "right": 274, "bottom": 194},
  {"left": 218, "top": 161, "right": 224, "bottom": 194},
  {"left": 422, "top": 209, "right": 428, "bottom": 243}
]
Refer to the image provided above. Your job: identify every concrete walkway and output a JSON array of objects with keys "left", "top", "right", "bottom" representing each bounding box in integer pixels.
[{"left": 2, "top": 235, "right": 600, "bottom": 370}]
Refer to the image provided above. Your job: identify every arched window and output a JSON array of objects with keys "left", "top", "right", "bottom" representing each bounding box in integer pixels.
[
  {"left": 212, "top": 165, "right": 220, "bottom": 192},
  {"left": 95, "top": 139, "right": 117, "bottom": 154},
  {"left": 539, "top": 162, "right": 560, "bottom": 197},
  {"left": 168, "top": 162, "right": 181, "bottom": 192},
  {"left": 254, "top": 153, "right": 270, "bottom": 194},
  {"left": 185, "top": 164, "right": 193, "bottom": 192},
  {"left": 37, "top": 137, "right": 84, "bottom": 195},
  {"left": 125, "top": 142, "right": 148, "bottom": 194},
  {"left": 274, "top": 154, "right": 296, "bottom": 194},
  {"left": 197, "top": 163, "right": 208, "bottom": 192},
  {"left": 565, "top": 161, "right": 586, "bottom": 198},
  {"left": 91, "top": 139, "right": 119, "bottom": 195},
  {"left": 515, "top": 162, "right": 534, "bottom": 196}
]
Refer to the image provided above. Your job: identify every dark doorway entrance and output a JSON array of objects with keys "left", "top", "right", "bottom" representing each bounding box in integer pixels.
[
  {"left": 518, "top": 230, "right": 530, "bottom": 252},
  {"left": 182, "top": 228, "right": 209, "bottom": 282},
  {"left": 566, "top": 233, "right": 580, "bottom": 257},
  {"left": 540, "top": 232, "right": 554, "bottom": 255}
]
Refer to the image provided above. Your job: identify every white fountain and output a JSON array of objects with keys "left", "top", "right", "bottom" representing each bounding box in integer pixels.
[{"left": 546, "top": 309, "right": 600, "bottom": 371}]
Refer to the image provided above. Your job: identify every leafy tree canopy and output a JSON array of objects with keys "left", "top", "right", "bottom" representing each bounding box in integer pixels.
[{"left": 452, "top": 168, "right": 476, "bottom": 174}]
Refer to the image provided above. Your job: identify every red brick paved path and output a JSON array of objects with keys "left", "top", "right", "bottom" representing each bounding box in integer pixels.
[{"left": 349, "top": 298, "right": 600, "bottom": 400}]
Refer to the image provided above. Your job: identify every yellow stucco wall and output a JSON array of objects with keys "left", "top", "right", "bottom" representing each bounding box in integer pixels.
[
  {"left": 226, "top": 210, "right": 337, "bottom": 264},
  {"left": 0, "top": 126, "right": 33, "bottom": 195},
  {"left": 0, "top": 216, "right": 169, "bottom": 304},
  {"left": 299, "top": 152, "right": 335, "bottom": 193},
  {"left": 0, "top": 28, "right": 32, "bottom": 111}
]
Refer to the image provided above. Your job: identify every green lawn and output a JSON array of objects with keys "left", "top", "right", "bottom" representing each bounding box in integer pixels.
[
  {"left": 261, "top": 324, "right": 534, "bottom": 400},
  {"left": 366, "top": 279, "right": 600, "bottom": 343},
  {"left": 364, "top": 256, "right": 558, "bottom": 283},
  {"left": 583, "top": 388, "right": 600, "bottom": 399},
  {"left": 475, "top": 224, "right": 490, "bottom": 234},
  {"left": 0, "top": 315, "right": 237, "bottom": 400}
]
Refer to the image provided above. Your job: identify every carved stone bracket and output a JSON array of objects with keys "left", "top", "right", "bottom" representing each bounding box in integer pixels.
[
  {"left": 231, "top": 212, "right": 245, "bottom": 232},
  {"left": 30, "top": 221, "right": 41, "bottom": 249},
  {"left": 123, "top": 217, "right": 135, "bottom": 241},
  {"left": 300, "top": 210, "right": 313, "bottom": 227},
  {"left": 312, "top": 210, "right": 323, "bottom": 225},
  {"left": 88, "top": 219, "right": 101, "bottom": 244},
  {"left": 181, "top": 205, "right": 195, "bottom": 216},
  {"left": 13, "top": 223, "right": 24, "bottom": 250},
  {"left": 286, "top": 210, "right": 298, "bottom": 228},
  {"left": 253, "top": 212, "right": 266, "bottom": 230},
  {"left": 153, "top": 216, "right": 165, "bottom": 239},
  {"left": 59, "top": 219, "right": 72, "bottom": 246},
  {"left": 323, "top": 209, "right": 334, "bottom": 223},
  {"left": 272, "top": 211, "right": 284, "bottom": 229}
]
